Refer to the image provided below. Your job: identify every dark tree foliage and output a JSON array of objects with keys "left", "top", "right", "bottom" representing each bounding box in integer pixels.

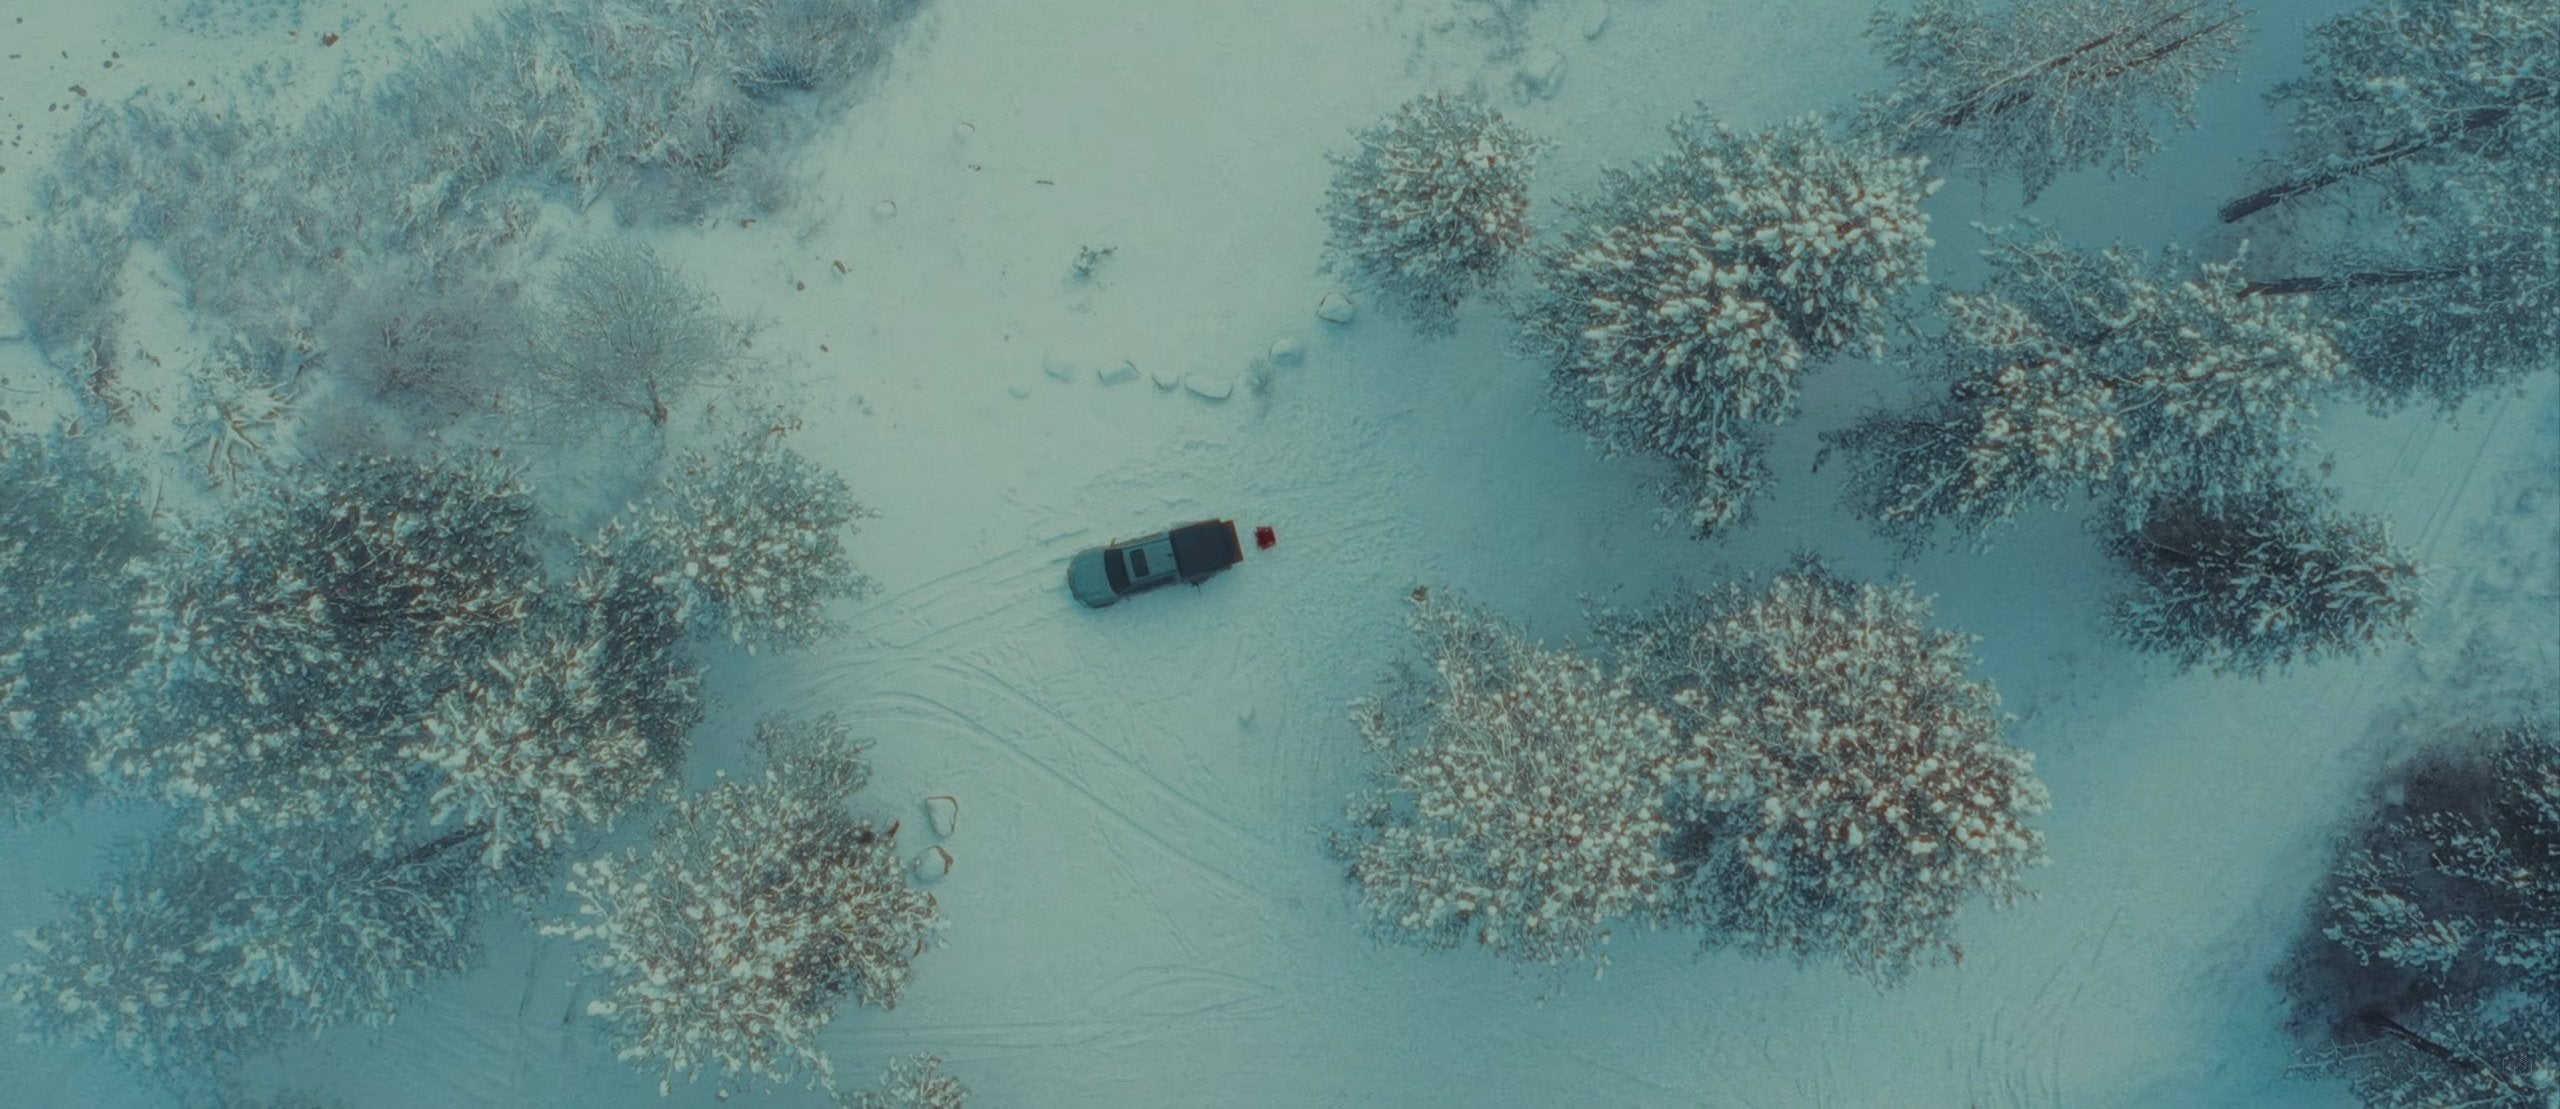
[
  {"left": 86, "top": 456, "right": 696, "bottom": 865},
  {"left": 2281, "top": 721, "right": 2559, "bottom": 1106},
  {"left": 5, "top": 830, "right": 486, "bottom": 1080},
  {"left": 0, "top": 432, "right": 157, "bottom": 818},
  {"left": 2106, "top": 483, "right": 2423, "bottom": 676}
]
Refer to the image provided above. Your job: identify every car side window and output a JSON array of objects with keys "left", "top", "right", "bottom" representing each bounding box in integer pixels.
[{"left": 1128, "top": 548, "right": 1150, "bottom": 577}]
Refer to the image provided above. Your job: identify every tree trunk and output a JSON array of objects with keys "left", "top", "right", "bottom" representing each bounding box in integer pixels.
[
  {"left": 2241, "top": 268, "right": 2460, "bottom": 298},
  {"left": 2219, "top": 93, "right": 2546, "bottom": 223}
]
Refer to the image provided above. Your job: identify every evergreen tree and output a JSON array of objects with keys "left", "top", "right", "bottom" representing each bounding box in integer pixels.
[
  {"left": 1866, "top": 0, "right": 2248, "bottom": 200},
  {"left": 1826, "top": 228, "right": 2344, "bottom": 549},
  {"left": 2106, "top": 483, "right": 2423, "bottom": 675},
  {"left": 1321, "top": 92, "right": 1544, "bottom": 337},
  {"left": 548, "top": 715, "right": 941, "bottom": 1097},
  {"left": 1520, "top": 111, "right": 1937, "bottom": 538}
]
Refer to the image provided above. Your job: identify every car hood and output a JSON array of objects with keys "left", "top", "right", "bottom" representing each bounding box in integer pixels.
[{"left": 1067, "top": 548, "right": 1118, "bottom": 607}]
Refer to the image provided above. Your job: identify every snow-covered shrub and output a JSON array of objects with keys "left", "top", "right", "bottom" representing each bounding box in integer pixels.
[
  {"left": 2222, "top": 0, "right": 2557, "bottom": 224},
  {"left": 548, "top": 714, "right": 941, "bottom": 1097},
  {"left": 320, "top": 262, "right": 507, "bottom": 417},
  {"left": 87, "top": 457, "right": 544, "bottom": 840},
  {"left": 1864, "top": 0, "right": 2248, "bottom": 201},
  {"left": 626, "top": 423, "right": 876, "bottom": 652},
  {"left": 1519, "top": 112, "right": 1937, "bottom": 537},
  {"left": 2282, "top": 720, "right": 2558, "bottom": 1106},
  {"left": 4, "top": 831, "right": 484, "bottom": 1078},
  {"left": 7, "top": 218, "right": 128, "bottom": 370},
  {"left": 1825, "top": 229, "right": 2345, "bottom": 550},
  {"left": 1334, "top": 588, "right": 1683, "bottom": 973},
  {"left": 2106, "top": 483, "right": 2423, "bottom": 676},
  {"left": 1596, "top": 561, "right": 2050, "bottom": 984},
  {"left": 844, "top": 1053, "right": 969, "bottom": 1109},
  {"left": 2247, "top": 165, "right": 2560, "bottom": 412},
  {"left": 0, "top": 432, "right": 156, "bottom": 818},
  {"left": 512, "top": 240, "right": 754, "bottom": 429},
  {"left": 1320, "top": 92, "right": 1544, "bottom": 337},
  {"left": 175, "top": 339, "right": 300, "bottom": 491}
]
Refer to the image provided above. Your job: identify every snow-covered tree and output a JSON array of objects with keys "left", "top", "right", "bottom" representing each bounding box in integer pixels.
[
  {"left": 1334, "top": 587, "right": 1683, "bottom": 973},
  {"left": 2245, "top": 163, "right": 2560, "bottom": 411},
  {"left": 0, "top": 432, "right": 156, "bottom": 818},
  {"left": 512, "top": 240, "right": 754, "bottom": 429},
  {"left": 1321, "top": 92, "right": 1544, "bottom": 337},
  {"left": 84, "top": 456, "right": 697, "bottom": 870},
  {"left": 625, "top": 421, "right": 876, "bottom": 652},
  {"left": 548, "top": 714, "right": 941, "bottom": 1097},
  {"left": 843, "top": 1054, "right": 969, "bottom": 1109},
  {"left": 85, "top": 456, "right": 547, "bottom": 848},
  {"left": 1519, "top": 111, "right": 1938, "bottom": 538},
  {"left": 1825, "top": 229, "right": 2345, "bottom": 550},
  {"left": 2286, "top": 720, "right": 2558, "bottom": 1107},
  {"left": 2220, "top": 0, "right": 2556, "bottom": 224},
  {"left": 2106, "top": 483, "right": 2423, "bottom": 675},
  {"left": 1596, "top": 561, "right": 2050, "bottom": 984},
  {"left": 1865, "top": 0, "right": 2249, "bottom": 201},
  {"left": 4, "top": 830, "right": 485, "bottom": 1078}
]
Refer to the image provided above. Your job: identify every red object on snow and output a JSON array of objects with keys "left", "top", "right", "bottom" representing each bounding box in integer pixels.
[{"left": 1254, "top": 525, "right": 1277, "bottom": 550}]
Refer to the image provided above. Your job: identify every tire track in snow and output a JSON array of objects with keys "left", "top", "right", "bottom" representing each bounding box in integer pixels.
[
  {"left": 856, "top": 679, "right": 1281, "bottom": 909},
  {"left": 867, "top": 964, "right": 1286, "bottom": 1054}
]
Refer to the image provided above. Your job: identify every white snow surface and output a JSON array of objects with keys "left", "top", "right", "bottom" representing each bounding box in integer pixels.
[{"left": 1, "top": 0, "right": 2553, "bottom": 1106}]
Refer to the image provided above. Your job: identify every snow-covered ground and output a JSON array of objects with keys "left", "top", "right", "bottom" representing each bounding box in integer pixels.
[{"left": 2, "top": 0, "right": 2552, "bottom": 1106}]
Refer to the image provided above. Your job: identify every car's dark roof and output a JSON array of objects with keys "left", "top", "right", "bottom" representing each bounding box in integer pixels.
[{"left": 1169, "top": 520, "right": 1242, "bottom": 576}]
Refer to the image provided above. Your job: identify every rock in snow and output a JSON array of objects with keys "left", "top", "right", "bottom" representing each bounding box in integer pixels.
[
  {"left": 1097, "top": 360, "right": 1140, "bottom": 386},
  {"left": 1315, "top": 292, "right": 1357, "bottom": 324},
  {"left": 1042, "top": 354, "right": 1080, "bottom": 382},
  {"left": 1184, "top": 374, "right": 1235, "bottom": 401},
  {"left": 1580, "top": 2, "right": 1610, "bottom": 39},
  {"left": 1267, "top": 337, "right": 1305, "bottom": 366},
  {"left": 912, "top": 845, "right": 953, "bottom": 882},
  {"left": 1520, "top": 48, "right": 1567, "bottom": 99},
  {"left": 924, "top": 795, "right": 959, "bottom": 837}
]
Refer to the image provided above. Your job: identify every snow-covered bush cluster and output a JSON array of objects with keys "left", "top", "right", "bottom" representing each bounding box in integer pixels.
[
  {"left": 1321, "top": 93, "right": 1544, "bottom": 337},
  {"left": 844, "top": 1053, "right": 970, "bottom": 1109},
  {"left": 2219, "top": 0, "right": 2558, "bottom": 410},
  {"left": 547, "top": 714, "right": 942, "bottom": 1097},
  {"left": 1340, "top": 565, "right": 2048, "bottom": 984},
  {"left": 5, "top": 831, "right": 484, "bottom": 1076},
  {"left": 18, "top": 0, "right": 924, "bottom": 449},
  {"left": 625, "top": 422, "right": 878, "bottom": 652},
  {"left": 1825, "top": 229, "right": 2345, "bottom": 549},
  {"left": 1336, "top": 587, "right": 1682, "bottom": 971},
  {"left": 8, "top": 454, "right": 716, "bottom": 1080},
  {"left": 1865, "top": 0, "right": 2249, "bottom": 200},
  {"left": 2105, "top": 484, "right": 2423, "bottom": 676},
  {"left": 514, "top": 240, "right": 756, "bottom": 429},
  {"left": 2282, "top": 720, "right": 2558, "bottom": 1107},
  {"left": 1518, "top": 112, "right": 1937, "bottom": 537},
  {"left": 1598, "top": 561, "right": 2050, "bottom": 983},
  {"left": 0, "top": 432, "right": 155, "bottom": 819}
]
